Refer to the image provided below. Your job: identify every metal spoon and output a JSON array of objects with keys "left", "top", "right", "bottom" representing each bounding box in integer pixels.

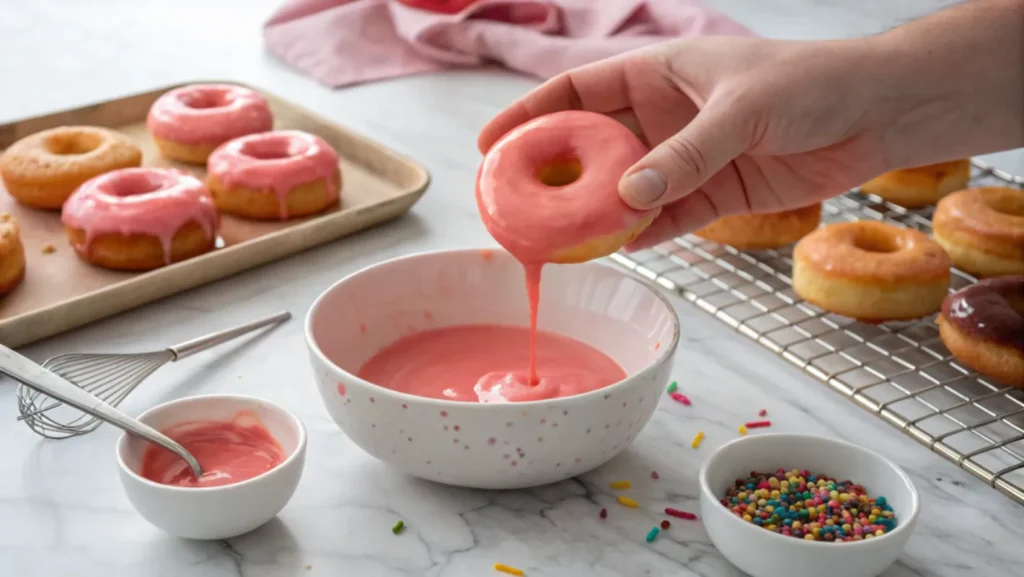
[{"left": 0, "top": 345, "right": 203, "bottom": 478}]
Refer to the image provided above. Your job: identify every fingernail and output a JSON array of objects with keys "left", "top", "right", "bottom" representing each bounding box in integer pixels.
[{"left": 621, "top": 169, "right": 667, "bottom": 207}]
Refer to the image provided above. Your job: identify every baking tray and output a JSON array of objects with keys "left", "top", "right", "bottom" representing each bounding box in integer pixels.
[
  {"left": 609, "top": 160, "right": 1024, "bottom": 504},
  {"left": 0, "top": 81, "right": 430, "bottom": 347}
]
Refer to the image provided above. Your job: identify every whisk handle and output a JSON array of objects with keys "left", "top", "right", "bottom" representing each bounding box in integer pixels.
[
  {"left": 169, "top": 311, "right": 292, "bottom": 360},
  {"left": 0, "top": 345, "right": 204, "bottom": 478}
]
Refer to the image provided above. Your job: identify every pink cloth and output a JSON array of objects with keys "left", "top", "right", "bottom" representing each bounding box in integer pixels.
[{"left": 263, "top": 0, "right": 751, "bottom": 88}]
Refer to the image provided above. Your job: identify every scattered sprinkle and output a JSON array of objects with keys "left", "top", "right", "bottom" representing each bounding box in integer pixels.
[
  {"left": 41, "top": 244, "right": 56, "bottom": 254},
  {"left": 666, "top": 381, "right": 678, "bottom": 394},
  {"left": 738, "top": 425, "right": 748, "bottom": 436},
  {"left": 720, "top": 468, "right": 898, "bottom": 542},
  {"left": 392, "top": 520, "right": 405, "bottom": 535},
  {"left": 617, "top": 495, "right": 640, "bottom": 509},
  {"left": 651, "top": 470, "right": 660, "bottom": 480},
  {"left": 645, "top": 526, "right": 660, "bottom": 543},
  {"left": 609, "top": 480, "right": 631, "bottom": 490},
  {"left": 745, "top": 420, "right": 772, "bottom": 429},
  {"left": 494, "top": 563, "right": 524, "bottom": 576},
  {"left": 758, "top": 409, "right": 768, "bottom": 417},
  {"left": 670, "top": 392, "right": 691, "bottom": 406},
  {"left": 661, "top": 520, "right": 671, "bottom": 529},
  {"left": 691, "top": 431, "right": 705, "bottom": 449},
  {"left": 599, "top": 508, "right": 608, "bottom": 519},
  {"left": 305, "top": 564, "right": 312, "bottom": 570},
  {"left": 664, "top": 508, "right": 698, "bottom": 520}
]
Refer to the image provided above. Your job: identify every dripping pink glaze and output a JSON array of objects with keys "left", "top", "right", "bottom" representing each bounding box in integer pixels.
[
  {"left": 61, "top": 167, "right": 219, "bottom": 264},
  {"left": 357, "top": 325, "right": 626, "bottom": 403},
  {"left": 146, "top": 84, "right": 273, "bottom": 144},
  {"left": 207, "top": 130, "right": 340, "bottom": 220}
]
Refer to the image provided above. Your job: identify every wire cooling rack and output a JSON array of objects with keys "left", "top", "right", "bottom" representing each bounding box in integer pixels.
[{"left": 609, "top": 160, "right": 1024, "bottom": 504}]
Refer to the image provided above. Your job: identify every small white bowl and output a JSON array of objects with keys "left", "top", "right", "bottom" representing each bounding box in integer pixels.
[
  {"left": 116, "top": 394, "right": 307, "bottom": 540},
  {"left": 305, "top": 248, "right": 679, "bottom": 489},
  {"left": 699, "top": 433, "right": 920, "bottom": 577}
]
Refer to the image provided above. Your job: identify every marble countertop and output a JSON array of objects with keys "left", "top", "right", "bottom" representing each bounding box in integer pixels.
[{"left": 2, "top": 1, "right": 1022, "bottom": 576}]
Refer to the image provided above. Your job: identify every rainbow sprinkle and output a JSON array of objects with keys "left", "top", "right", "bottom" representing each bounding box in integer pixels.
[
  {"left": 738, "top": 425, "right": 748, "bottom": 436},
  {"left": 618, "top": 495, "right": 640, "bottom": 508},
  {"left": 670, "top": 392, "right": 691, "bottom": 406},
  {"left": 664, "top": 508, "right": 698, "bottom": 520},
  {"left": 745, "top": 420, "right": 772, "bottom": 429},
  {"left": 651, "top": 470, "right": 660, "bottom": 480},
  {"left": 667, "top": 381, "right": 678, "bottom": 394},
  {"left": 646, "top": 526, "right": 660, "bottom": 542},
  {"left": 758, "top": 409, "right": 768, "bottom": 417},
  {"left": 599, "top": 508, "right": 608, "bottom": 519},
  {"left": 494, "top": 563, "right": 525, "bottom": 576},
  {"left": 661, "top": 520, "right": 671, "bottom": 529},
  {"left": 609, "top": 480, "right": 631, "bottom": 490},
  {"left": 691, "top": 431, "right": 705, "bottom": 449},
  {"left": 392, "top": 520, "right": 405, "bottom": 535}
]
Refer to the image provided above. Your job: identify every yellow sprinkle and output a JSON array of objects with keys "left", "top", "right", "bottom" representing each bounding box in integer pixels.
[
  {"left": 41, "top": 244, "right": 56, "bottom": 254},
  {"left": 617, "top": 495, "right": 640, "bottom": 508},
  {"left": 742, "top": 514, "right": 752, "bottom": 521},
  {"left": 691, "top": 431, "right": 705, "bottom": 448},
  {"left": 738, "top": 425, "right": 748, "bottom": 435},
  {"left": 609, "top": 480, "right": 631, "bottom": 490},
  {"left": 494, "top": 563, "right": 525, "bottom": 576},
  {"left": 804, "top": 534, "right": 816, "bottom": 541}
]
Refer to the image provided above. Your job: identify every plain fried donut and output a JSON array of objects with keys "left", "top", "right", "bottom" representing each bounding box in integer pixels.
[
  {"left": 0, "top": 126, "right": 142, "bottom": 209},
  {"left": 695, "top": 204, "right": 822, "bottom": 250},
  {"left": 932, "top": 186, "right": 1024, "bottom": 278},
  {"left": 476, "top": 110, "right": 659, "bottom": 265},
  {"left": 207, "top": 130, "right": 341, "bottom": 220},
  {"left": 0, "top": 213, "right": 26, "bottom": 296},
  {"left": 61, "top": 167, "right": 220, "bottom": 271},
  {"left": 793, "top": 221, "right": 951, "bottom": 321},
  {"left": 938, "top": 276, "right": 1024, "bottom": 386},
  {"left": 147, "top": 84, "right": 274, "bottom": 165},
  {"left": 859, "top": 159, "right": 971, "bottom": 208}
]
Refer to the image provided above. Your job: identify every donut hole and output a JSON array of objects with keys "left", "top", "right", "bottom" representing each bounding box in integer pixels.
[
  {"left": 853, "top": 230, "right": 900, "bottom": 254},
  {"left": 178, "top": 90, "right": 230, "bottom": 109},
  {"left": 44, "top": 132, "right": 103, "bottom": 156},
  {"left": 239, "top": 137, "right": 299, "bottom": 161},
  {"left": 536, "top": 158, "right": 583, "bottom": 187},
  {"left": 107, "top": 172, "right": 167, "bottom": 197}
]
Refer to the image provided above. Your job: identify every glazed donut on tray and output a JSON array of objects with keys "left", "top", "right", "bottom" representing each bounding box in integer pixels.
[
  {"left": 206, "top": 130, "right": 341, "bottom": 221},
  {"left": 938, "top": 276, "right": 1024, "bottom": 386},
  {"left": 0, "top": 126, "right": 142, "bottom": 210},
  {"left": 792, "top": 221, "right": 951, "bottom": 321},
  {"left": 147, "top": 84, "right": 274, "bottom": 165},
  {"left": 61, "top": 167, "right": 220, "bottom": 271},
  {"left": 0, "top": 213, "right": 26, "bottom": 296},
  {"left": 932, "top": 186, "right": 1024, "bottom": 278},
  {"left": 859, "top": 159, "right": 971, "bottom": 208},
  {"left": 476, "top": 110, "right": 659, "bottom": 264},
  {"left": 695, "top": 204, "right": 821, "bottom": 250}
]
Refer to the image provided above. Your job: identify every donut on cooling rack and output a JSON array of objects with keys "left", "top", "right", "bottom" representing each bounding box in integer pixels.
[
  {"left": 932, "top": 186, "right": 1024, "bottom": 278},
  {"left": 147, "top": 83, "right": 274, "bottom": 165},
  {"left": 792, "top": 221, "right": 951, "bottom": 322},
  {"left": 61, "top": 167, "right": 220, "bottom": 271},
  {"left": 0, "top": 126, "right": 143, "bottom": 210},
  {"left": 0, "top": 212, "right": 26, "bottom": 296},
  {"left": 476, "top": 110, "right": 660, "bottom": 264},
  {"left": 206, "top": 130, "right": 341, "bottom": 221},
  {"left": 938, "top": 276, "right": 1024, "bottom": 386},
  {"left": 694, "top": 204, "right": 822, "bottom": 250},
  {"left": 859, "top": 159, "right": 972, "bottom": 208}
]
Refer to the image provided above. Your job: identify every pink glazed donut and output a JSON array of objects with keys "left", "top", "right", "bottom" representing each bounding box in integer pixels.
[
  {"left": 476, "top": 110, "right": 659, "bottom": 265},
  {"left": 147, "top": 84, "right": 274, "bottom": 164},
  {"left": 62, "top": 167, "right": 220, "bottom": 271}
]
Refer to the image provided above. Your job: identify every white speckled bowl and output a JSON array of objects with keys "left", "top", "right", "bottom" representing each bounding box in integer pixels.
[{"left": 305, "top": 248, "right": 678, "bottom": 489}]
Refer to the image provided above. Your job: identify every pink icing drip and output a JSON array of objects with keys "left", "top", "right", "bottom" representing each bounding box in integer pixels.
[
  {"left": 207, "top": 130, "right": 340, "bottom": 220},
  {"left": 61, "top": 167, "right": 219, "bottom": 264},
  {"left": 146, "top": 84, "right": 273, "bottom": 144}
]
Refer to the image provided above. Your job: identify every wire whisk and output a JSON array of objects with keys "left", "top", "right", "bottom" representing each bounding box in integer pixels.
[{"left": 15, "top": 311, "right": 291, "bottom": 439}]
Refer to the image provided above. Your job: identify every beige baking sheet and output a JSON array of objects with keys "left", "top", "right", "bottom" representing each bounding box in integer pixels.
[{"left": 0, "top": 81, "right": 430, "bottom": 347}]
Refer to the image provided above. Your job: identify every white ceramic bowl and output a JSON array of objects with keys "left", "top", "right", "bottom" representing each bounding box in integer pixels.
[
  {"left": 116, "top": 394, "right": 307, "bottom": 540},
  {"left": 699, "top": 434, "right": 920, "bottom": 577},
  {"left": 305, "top": 248, "right": 679, "bottom": 489}
]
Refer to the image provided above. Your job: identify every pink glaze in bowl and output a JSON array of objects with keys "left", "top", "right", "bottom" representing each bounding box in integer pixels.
[{"left": 304, "top": 248, "right": 679, "bottom": 489}]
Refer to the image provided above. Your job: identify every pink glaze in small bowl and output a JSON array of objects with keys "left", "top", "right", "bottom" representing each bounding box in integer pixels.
[{"left": 305, "top": 248, "right": 679, "bottom": 489}]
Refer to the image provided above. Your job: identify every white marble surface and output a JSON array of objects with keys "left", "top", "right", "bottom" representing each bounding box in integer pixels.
[{"left": 2, "top": 1, "right": 1023, "bottom": 576}]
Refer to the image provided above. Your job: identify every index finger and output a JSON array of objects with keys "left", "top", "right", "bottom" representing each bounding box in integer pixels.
[{"left": 477, "top": 55, "right": 635, "bottom": 154}]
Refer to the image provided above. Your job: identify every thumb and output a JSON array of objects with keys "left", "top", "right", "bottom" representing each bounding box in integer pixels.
[{"left": 619, "top": 101, "right": 751, "bottom": 209}]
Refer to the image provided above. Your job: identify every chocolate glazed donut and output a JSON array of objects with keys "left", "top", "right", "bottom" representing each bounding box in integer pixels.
[{"left": 938, "top": 276, "right": 1024, "bottom": 386}]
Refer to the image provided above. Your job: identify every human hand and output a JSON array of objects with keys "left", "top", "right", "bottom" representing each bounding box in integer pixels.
[{"left": 477, "top": 36, "right": 889, "bottom": 249}]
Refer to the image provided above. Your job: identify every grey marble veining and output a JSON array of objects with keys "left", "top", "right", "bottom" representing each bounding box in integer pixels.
[{"left": 1, "top": 1, "right": 1023, "bottom": 575}]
